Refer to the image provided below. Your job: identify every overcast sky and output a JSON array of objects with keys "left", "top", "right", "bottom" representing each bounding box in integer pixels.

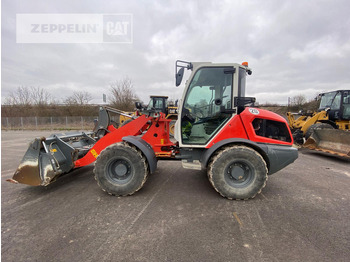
[{"left": 2, "top": 0, "right": 350, "bottom": 105}]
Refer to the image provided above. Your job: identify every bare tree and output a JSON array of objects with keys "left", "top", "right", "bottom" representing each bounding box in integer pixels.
[
  {"left": 5, "top": 86, "right": 32, "bottom": 106},
  {"left": 4, "top": 86, "right": 52, "bottom": 106},
  {"left": 290, "top": 94, "right": 307, "bottom": 109},
  {"left": 65, "top": 91, "right": 93, "bottom": 105},
  {"left": 109, "top": 77, "right": 139, "bottom": 111},
  {"left": 30, "top": 86, "right": 51, "bottom": 106}
]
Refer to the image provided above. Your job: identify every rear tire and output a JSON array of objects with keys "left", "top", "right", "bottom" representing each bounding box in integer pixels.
[
  {"left": 305, "top": 123, "right": 334, "bottom": 140},
  {"left": 94, "top": 142, "right": 149, "bottom": 196},
  {"left": 208, "top": 145, "right": 268, "bottom": 200}
]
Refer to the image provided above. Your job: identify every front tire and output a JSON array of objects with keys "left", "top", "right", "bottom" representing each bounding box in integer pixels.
[
  {"left": 94, "top": 142, "right": 149, "bottom": 196},
  {"left": 208, "top": 145, "right": 268, "bottom": 200}
]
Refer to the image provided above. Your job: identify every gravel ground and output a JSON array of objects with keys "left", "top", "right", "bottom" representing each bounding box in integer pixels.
[{"left": 1, "top": 131, "right": 350, "bottom": 262}]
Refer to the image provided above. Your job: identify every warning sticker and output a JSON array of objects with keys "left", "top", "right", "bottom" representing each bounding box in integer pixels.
[{"left": 91, "top": 149, "right": 99, "bottom": 158}]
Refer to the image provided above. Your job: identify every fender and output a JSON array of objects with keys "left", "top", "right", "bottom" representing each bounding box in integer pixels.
[
  {"left": 122, "top": 136, "right": 157, "bottom": 174},
  {"left": 201, "top": 138, "right": 269, "bottom": 170},
  {"left": 201, "top": 138, "right": 298, "bottom": 175}
]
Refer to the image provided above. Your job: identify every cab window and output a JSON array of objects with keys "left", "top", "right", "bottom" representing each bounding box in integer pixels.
[
  {"left": 181, "top": 67, "right": 233, "bottom": 145},
  {"left": 342, "top": 91, "right": 350, "bottom": 119},
  {"left": 331, "top": 92, "right": 341, "bottom": 110}
]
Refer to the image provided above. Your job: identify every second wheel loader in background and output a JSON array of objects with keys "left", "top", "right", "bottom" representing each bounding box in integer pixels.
[
  {"left": 144, "top": 96, "right": 178, "bottom": 136},
  {"left": 121, "top": 95, "right": 178, "bottom": 136},
  {"left": 8, "top": 60, "right": 298, "bottom": 200},
  {"left": 287, "top": 90, "right": 350, "bottom": 158}
]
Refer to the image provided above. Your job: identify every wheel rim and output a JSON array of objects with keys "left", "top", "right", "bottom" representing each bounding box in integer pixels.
[
  {"left": 106, "top": 158, "right": 133, "bottom": 184},
  {"left": 224, "top": 161, "right": 254, "bottom": 188}
]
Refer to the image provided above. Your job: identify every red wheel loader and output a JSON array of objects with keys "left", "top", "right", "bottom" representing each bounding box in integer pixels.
[{"left": 8, "top": 61, "right": 298, "bottom": 200}]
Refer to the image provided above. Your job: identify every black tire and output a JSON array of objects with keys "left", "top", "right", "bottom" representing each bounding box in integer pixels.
[
  {"left": 208, "top": 145, "right": 268, "bottom": 200},
  {"left": 121, "top": 119, "right": 133, "bottom": 127},
  {"left": 305, "top": 123, "right": 334, "bottom": 140},
  {"left": 94, "top": 142, "right": 149, "bottom": 196},
  {"left": 292, "top": 129, "right": 304, "bottom": 145}
]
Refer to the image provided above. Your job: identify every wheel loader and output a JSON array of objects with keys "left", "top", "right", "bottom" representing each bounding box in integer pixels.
[
  {"left": 105, "top": 95, "right": 178, "bottom": 131},
  {"left": 287, "top": 90, "right": 350, "bottom": 158},
  {"left": 7, "top": 60, "right": 298, "bottom": 200},
  {"left": 122, "top": 95, "right": 178, "bottom": 136}
]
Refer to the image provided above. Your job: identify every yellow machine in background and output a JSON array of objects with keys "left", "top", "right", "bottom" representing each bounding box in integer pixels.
[
  {"left": 144, "top": 96, "right": 178, "bottom": 136},
  {"left": 287, "top": 90, "right": 350, "bottom": 158},
  {"left": 119, "top": 95, "right": 179, "bottom": 136},
  {"left": 119, "top": 112, "right": 135, "bottom": 126}
]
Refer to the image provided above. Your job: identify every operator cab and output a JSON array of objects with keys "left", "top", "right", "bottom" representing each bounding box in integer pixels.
[
  {"left": 176, "top": 61, "right": 254, "bottom": 146},
  {"left": 319, "top": 90, "right": 350, "bottom": 120},
  {"left": 146, "top": 96, "right": 168, "bottom": 114}
]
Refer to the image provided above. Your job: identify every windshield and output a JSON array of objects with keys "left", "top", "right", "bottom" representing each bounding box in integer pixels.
[
  {"left": 181, "top": 67, "right": 233, "bottom": 145},
  {"left": 319, "top": 92, "right": 337, "bottom": 110},
  {"left": 146, "top": 98, "right": 165, "bottom": 111}
]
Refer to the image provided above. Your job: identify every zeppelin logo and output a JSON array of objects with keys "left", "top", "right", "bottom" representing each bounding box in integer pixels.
[
  {"left": 31, "top": 23, "right": 98, "bottom": 33},
  {"left": 16, "top": 14, "right": 133, "bottom": 43},
  {"left": 249, "top": 108, "right": 260, "bottom": 115}
]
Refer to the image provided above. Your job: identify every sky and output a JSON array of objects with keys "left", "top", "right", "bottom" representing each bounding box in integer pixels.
[{"left": 2, "top": 0, "right": 350, "bottom": 105}]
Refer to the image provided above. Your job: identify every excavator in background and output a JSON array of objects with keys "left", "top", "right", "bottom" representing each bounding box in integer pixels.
[
  {"left": 8, "top": 60, "right": 298, "bottom": 200},
  {"left": 287, "top": 90, "right": 350, "bottom": 158}
]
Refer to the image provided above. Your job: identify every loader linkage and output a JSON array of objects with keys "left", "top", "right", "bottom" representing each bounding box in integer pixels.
[{"left": 9, "top": 107, "right": 174, "bottom": 186}]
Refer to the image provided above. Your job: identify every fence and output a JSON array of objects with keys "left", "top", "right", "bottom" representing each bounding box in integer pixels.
[{"left": 1, "top": 116, "right": 119, "bottom": 130}]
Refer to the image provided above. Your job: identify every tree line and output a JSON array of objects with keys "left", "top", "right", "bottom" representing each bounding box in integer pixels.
[
  {"left": 287, "top": 94, "right": 320, "bottom": 112},
  {"left": 260, "top": 94, "right": 320, "bottom": 112},
  {"left": 2, "top": 77, "right": 139, "bottom": 117},
  {"left": 2, "top": 77, "right": 320, "bottom": 118}
]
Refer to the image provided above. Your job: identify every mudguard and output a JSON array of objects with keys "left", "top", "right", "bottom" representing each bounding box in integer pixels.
[
  {"left": 201, "top": 138, "right": 298, "bottom": 175},
  {"left": 122, "top": 136, "right": 158, "bottom": 173}
]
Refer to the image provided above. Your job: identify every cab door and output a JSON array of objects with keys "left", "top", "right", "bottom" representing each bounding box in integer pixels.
[
  {"left": 329, "top": 91, "right": 342, "bottom": 120},
  {"left": 180, "top": 67, "right": 234, "bottom": 145}
]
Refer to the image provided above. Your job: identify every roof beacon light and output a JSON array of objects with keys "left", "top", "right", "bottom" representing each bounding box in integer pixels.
[{"left": 242, "top": 62, "right": 249, "bottom": 67}]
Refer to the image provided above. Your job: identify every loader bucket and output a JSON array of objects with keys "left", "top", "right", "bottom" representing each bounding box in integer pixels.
[
  {"left": 9, "top": 138, "right": 62, "bottom": 186},
  {"left": 303, "top": 129, "right": 350, "bottom": 158},
  {"left": 8, "top": 132, "right": 95, "bottom": 186}
]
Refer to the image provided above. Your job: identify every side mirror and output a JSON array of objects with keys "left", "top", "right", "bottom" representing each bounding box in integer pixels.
[
  {"left": 135, "top": 101, "right": 143, "bottom": 110},
  {"left": 176, "top": 67, "right": 185, "bottom": 87},
  {"left": 234, "top": 97, "right": 256, "bottom": 107}
]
